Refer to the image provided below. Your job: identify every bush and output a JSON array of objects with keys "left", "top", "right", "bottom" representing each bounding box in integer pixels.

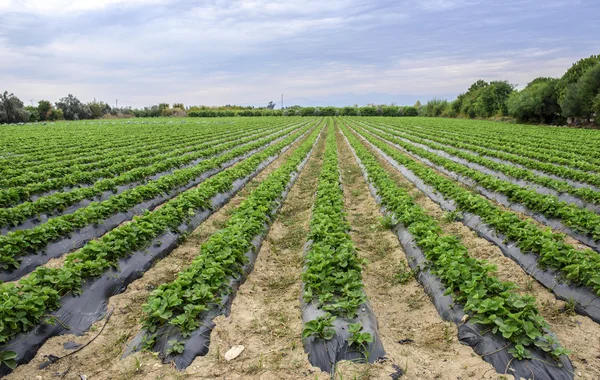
[
  {"left": 421, "top": 98, "right": 449, "bottom": 117},
  {"left": 341, "top": 106, "right": 358, "bottom": 116},
  {"left": 25, "top": 106, "right": 39, "bottom": 122},
  {"left": 404, "top": 106, "right": 418, "bottom": 116},
  {"left": 381, "top": 106, "right": 400, "bottom": 116},
  {"left": 508, "top": 78, "right": 561, "bottom": 123},
  {"left": 321, "top": 106, "right": 337, "bottom": 116},
  {"left": 300, "top": 107, "right": 315, "bottom": 117},
  {"left": 88, "top": 101, "right": 112, "bottom": 119},
  {"left": 48, "top": 108, "right": 64, "bottom": 121},
  {"left": 358, "top": 106, "right": 377, "bottom": 116}
]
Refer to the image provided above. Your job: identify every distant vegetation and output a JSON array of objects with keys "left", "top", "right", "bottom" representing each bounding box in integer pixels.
[
  {"left": 420, "top": 54, "right": 600, "bottom": 125},
  {"left": 1, "top": 55, "right": 599, "bottom": 126}
]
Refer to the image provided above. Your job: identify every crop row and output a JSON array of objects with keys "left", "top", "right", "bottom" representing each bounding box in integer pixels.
[
  {"left": 140, "top": 123, "right": 323, "bottom": 353},
  {"left": 0, "top": 123, "right": 300, "bottom": 224},
  {"left": 393, "top": 117, "right": 600, "bottom": 161},
  {"left": 0, "top": 123, "right": 311, "bottom": 272},
  {"left": 1, "top": 119, "right": 300, "bottom": 174},
  {"left": 301, "top": 123, "right": 366, "bottom": 320},
  {"left": 0, "top": 124, "right": 287, "bottom": 206},
  {"left": 357, "top": 123, "right": 600, "bottom": 244},
  {"left": 0, "top": 122, "right": 276, "bottom": 187},
  {"left": 377, "top": 118, "right": 600, "bottom": 172},
  {"left": 0, "top": 123, "right": 312, "bottom": 347},
  {"left": 348, "top": 123, "right": 600, "bottom": 297},
  {"left": 0, "top": 123, "right": 215, "bottom": 171},
  {"left": 368, "top": 119, "right": 600, "bottom": 188},
  {"left": 340, "top": 121, "right": 569, "bottom": 361},
  {"left": 362, "top": 121, "right": 600, "bottom": 205}
]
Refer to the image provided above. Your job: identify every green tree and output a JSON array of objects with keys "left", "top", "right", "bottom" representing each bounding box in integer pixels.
[
  {"left": 25, "top": 106, "right": 39, "bottom": 122},
  {"left": 320, "top": 106, "right": 337, "bottom": 116},
  {"left": 300, "top": 107, "right": 315, "bottom": 116},
  {"left": 422, "top": 98, "right": 449, "bottom": 117},
  {"left": 359, "top": 106, "right": 377, "bottom": 116},
  {"left": 37, "top": 100, "right": 53, "bottom": 121},
  {"left": 48, "top": 108, "right": 64, "bottom": 121},
  {"left": 87, "top": 100, "right": 111, "bottom": 119},
  {"left": 56, "top": 94, "right": 92, "bottom": 120},
  {"left": 508, "top": 78, "right": 561, "bottom": 123},
  {"left": 381, "top": 105, "right": 400, "bottom": 116},
  {"left": 558, "top": 54, "right": 600, "bottom": 101},
  {"left": 0, "top": 91, "right": 29, "bottom": 124},
  {"left": 404, "top": 106, "right": 418, "bottom": 116},
  {"left": 560, "top": 62, "right": 600, "bottom": 121}
]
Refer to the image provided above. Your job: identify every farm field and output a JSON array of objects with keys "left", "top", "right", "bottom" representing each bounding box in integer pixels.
[{"left": 1, "top": 117, "right": 600, "bottom": 380}]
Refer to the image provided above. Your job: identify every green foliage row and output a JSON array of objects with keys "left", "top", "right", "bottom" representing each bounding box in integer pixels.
[
  {"left": 360, "top": 123, "right": 600, "bottom": 243},
  {"left": 0, "top": 122, "right": 300, "bottom": 201},
  {"left": 0, "top": 122, "right": 272, "bottom": 189},
  {"left": 0, "top": 124, "right": 298, "bottom": 229},
  {"left": 376, "top": 119, "right": 600, "bottom": 188},
  {"left": 302, "top": 121, "right": 368, "bottom": 346},
  {"left": 377, "top": 118, "right": 600, "bottom": 179},
  {"left": 0, "top": 123, "right": 310, "bottom": 347},
  {"left": 351, "top": 122, "right": 600, "bottom": 296},
  {"left": 140, "top": 124, "right": 322, "bottom": 347},
  {"left": 0, "top": 124, "right": 310, "bottom": 271},
  {"left": 340, "top": 122, "right": 570, "bottom": 361},
  {"left": 365, "top": 122, "right": 600, "bottom": 205}
]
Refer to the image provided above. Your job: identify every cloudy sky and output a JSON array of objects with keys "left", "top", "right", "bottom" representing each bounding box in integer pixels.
[{"left": 1, "top": 0, "right": 599, "bottom": 108}]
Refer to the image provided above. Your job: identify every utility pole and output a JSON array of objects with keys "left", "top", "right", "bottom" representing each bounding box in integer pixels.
[
  {"left": 281, "top": 93, "right": 283, "bottom": 109},
  {"left": 29, "top": 99, "right": 34, "bottom": 106},
  {"left": 116, "top": 99, "right": 118, "bottom": 108}
]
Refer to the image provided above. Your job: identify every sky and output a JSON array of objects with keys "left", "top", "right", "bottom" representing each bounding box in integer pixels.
[{"left": 1, "top": 0, "right": 599, "bottom": 108}]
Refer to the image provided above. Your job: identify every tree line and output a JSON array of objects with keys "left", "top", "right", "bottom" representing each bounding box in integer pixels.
[{"left": 420, "top": 54, "right": 600, "bottom": 125}]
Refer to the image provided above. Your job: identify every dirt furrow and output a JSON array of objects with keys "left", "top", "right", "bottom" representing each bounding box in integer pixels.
[
  {"left": 334, "top": 126, "right": 498, "bottom": 379},
  {"left": 177, "top": 127, "right": 329, "bottom": 379}
]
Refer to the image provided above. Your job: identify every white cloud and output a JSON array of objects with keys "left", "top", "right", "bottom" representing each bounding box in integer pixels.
[
  {"left": 0, "top": 0, "right": 165, "bottom": 13},
  {"left": 0, "top": 0, "right": 597, "bottom": 107}
]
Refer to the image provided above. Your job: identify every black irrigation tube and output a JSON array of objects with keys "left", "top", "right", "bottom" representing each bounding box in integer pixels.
[
  {"left": 353, "top": 130, "right": 600, "bottom": 324},
  {"left": 0, "top": 124, "right": 300, "bottom": 235},
  {"left": 0, "top": 127, "right": 312, "bottom": 377},
  {"left": 123, "top": 127, "right": 324, "bottom": 370},
  {"left": 358, "top": 126, "right": 600, "bottom": 253},
  {"left": 0, "top": 129, "right": 300, "bottom": 283},
  {"left": 377, "top": 124, "right": 600, "bottom": 192},
  {"left": 363, "top": 123, "right": 600, "bottom": 214},
  {"left": 341, "top": 129, "right": 574, "bottom": 380}
]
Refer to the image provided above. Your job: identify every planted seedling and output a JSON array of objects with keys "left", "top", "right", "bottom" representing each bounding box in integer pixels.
[
  {"left": 302, "top": 314, "right": 336, "bottom": 341},
  {"left": 166, "top": 339, "right": 185, "bottom": 356}
]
